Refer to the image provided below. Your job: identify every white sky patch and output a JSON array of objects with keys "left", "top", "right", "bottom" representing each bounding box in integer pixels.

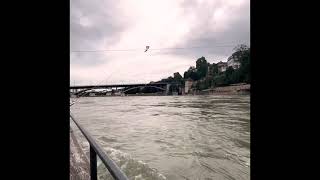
[
  {"left": 71, "top": 53, "right": 194, "bottom": 85},
  {"left": 110, "top": 0, "right": 191, "bottom": 49}
]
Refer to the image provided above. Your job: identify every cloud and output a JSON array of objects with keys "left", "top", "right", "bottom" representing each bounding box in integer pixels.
[{"left": 70, "top": 0, "right": 250, "bottom": 85}]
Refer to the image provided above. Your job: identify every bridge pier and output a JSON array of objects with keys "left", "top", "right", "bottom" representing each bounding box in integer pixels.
[{"left": 166, "top": 84, "right": 171, "bottom": 95}]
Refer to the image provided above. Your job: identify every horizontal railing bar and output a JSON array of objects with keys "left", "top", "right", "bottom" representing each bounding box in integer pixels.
[{"left": 70, "top": 113, "right": 129, "bottom": 180}]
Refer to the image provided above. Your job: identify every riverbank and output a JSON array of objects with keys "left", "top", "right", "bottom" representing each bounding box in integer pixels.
[
  {"left": 197, "top": 83, "right": 250, "bottom": 95},
  {"left": 70, "top": 127, "right": 90, "bottom": 180}
]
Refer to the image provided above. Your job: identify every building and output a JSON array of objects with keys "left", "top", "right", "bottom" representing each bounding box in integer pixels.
[
  {"left": 184, "top": 78, "right": 194, "bottom": 94},
  {"left": 217, "top": 61, "right": 228, "bottom": 72},
  {"left": 227, "top": 56, "right": 241, "bottom": 69}
]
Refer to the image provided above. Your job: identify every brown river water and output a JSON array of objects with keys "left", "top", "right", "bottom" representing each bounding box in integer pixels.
[{"left": 70, "top": 95, "right": 250, "bottom": 180}]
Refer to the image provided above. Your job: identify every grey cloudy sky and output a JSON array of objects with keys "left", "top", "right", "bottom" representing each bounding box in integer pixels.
[{"left": 70, "top": 0, "right": 250, "bottom": 85}]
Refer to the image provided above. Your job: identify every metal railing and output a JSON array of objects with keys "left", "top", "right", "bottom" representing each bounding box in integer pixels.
[{"left": 70, "top": 113, "right": 129, "bottom": 180}]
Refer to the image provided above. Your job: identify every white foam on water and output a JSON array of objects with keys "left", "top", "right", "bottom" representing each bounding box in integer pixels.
[
  {"left": 134, "top": 174, "right": 144, "bottom": 180},
  {"left": 244, "top": 161, "right": 250, "bottom": 167},
  {"left": 97, "top": 147, "right": 167, "bottom": 180}
]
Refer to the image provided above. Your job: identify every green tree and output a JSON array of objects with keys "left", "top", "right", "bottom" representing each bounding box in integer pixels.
[
  {"left": 234, "top": 44, "right": 249, "bottom": 52},
  {"left": 160, "top": 76, "right": 174, "bottom": 83},
  {"left": 173, "top": 72, "right": 183, "bottom": 81},
  {"left": 210, "top": 63, "right": 218, "bottom": 76},
  {"left": 157, "top": 44, "right": 250, "bottom": 90},
  {"left": 183, "top": 66, "right": 195, "bottom": 79},
  {"left": 224, "top": 44, "right": 250, "bottom": 84},
  {"left": 213, "top": 74, "right": 227, "bottom": 86},
  {"left": 196, "top": 56, "right": 208, "bottom": 79},
  {"left": 229, "top": 44, "right": 249, "bottom": 65},
  {"left": 238, "top": 48, "right": 250, "bottom": 83},
  {"left": 199, "top": 77, "right": 213, "bottom": 90},
  {"left": 225, "top": 66, "right": 235, "bottom": 84},
  {"left": 183, "top": 66, "right": 200, "bottom": 81},
  {"left": 173, "top": 72, "right": 183, "bottom": 84}
]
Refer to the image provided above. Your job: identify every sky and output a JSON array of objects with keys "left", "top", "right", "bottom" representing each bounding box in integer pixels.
[{"left": 70, "top": 0, "right": 250, "bottom": 85}]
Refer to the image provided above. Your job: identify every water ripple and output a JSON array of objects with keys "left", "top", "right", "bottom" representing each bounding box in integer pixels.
[{"left": 71, "top": 95, "right": 250, "bottom": 180}]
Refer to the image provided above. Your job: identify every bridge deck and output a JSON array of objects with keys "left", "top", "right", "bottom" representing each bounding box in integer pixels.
[{"left": 70, "top": 83, "right": 168, "bottom": 90}]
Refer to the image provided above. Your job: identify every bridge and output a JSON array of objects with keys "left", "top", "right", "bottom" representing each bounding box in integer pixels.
[
  {"left": 70, "top": 83, "right": 168, "bottom": 90},
  {"left": 70, "top": 82, "right": 182, "bottom": 96}
]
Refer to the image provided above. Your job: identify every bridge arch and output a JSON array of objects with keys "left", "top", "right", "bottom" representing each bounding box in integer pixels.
[
  {"left": 74, "top": 88, "right": 94, "bottom": 96},
  {"left": 122, "top": 85, "right": 166, "bottom": 93}
]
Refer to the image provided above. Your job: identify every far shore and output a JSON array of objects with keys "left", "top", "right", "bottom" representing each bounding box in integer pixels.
[
  {"left": 70, "top": 84, "right": 250, "bottom": 98},
  {"left": 70, "top": 92, "right": 250, "bottom": 98}
]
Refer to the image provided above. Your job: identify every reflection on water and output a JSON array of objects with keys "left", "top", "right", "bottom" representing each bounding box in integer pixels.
[{"left": 71, "top": 95, "right": 250, "bottom": 180}]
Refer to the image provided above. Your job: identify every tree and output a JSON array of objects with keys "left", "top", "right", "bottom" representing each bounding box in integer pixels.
[
  {"left": 160, "top": 76, "right": 174, "bottom": 83},
  {"left": 196, "top": 56, "right": 208, "bottom": 79},
  {"left": 173, "top": 72, "right": 183, "bottom": 84},
  {"left": 225, "top": 66, "right": 235, "bottom": 84},
  {"left": 229, "top": 44, "right": 249, "bottom": 63},
  {"left": 230, "top": 45, "right": 250, "bottom": 83},
  {"left": 225, "top": 66, "right": 234, "bottom": 76},
  {"left": 233, "top": 44, "right": 249, "bottom": 52},
  {"left": 209, "top": 63, "right": 218, "bottom": 76},
  {"left": 156, "top": 44, "right": 250, "bottom": 91},
  {"left": 239, "top": 48, "right": 250, "bottom": 83},
  {"left": 183, "top": 66, "right": 195, "bottom": 79},
  {"left": 224, "top": 44, "right": 250, "bottom": 84},
  {"left": 213, "top": 74, "right": 227, "bottom": 86},
  {"left": 173, "top": 72, "right": 183, "bottom": 81},
  {"left": 198, "top": 77, "right": 213, "bottom": 90},
  {"left": 183, "top": 66, "right": 200, "bottom": 81}
]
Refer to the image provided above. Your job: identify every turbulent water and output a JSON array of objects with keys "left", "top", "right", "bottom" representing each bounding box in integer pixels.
[{"left": 70, "top": 95, "right": 250, "bottom": 180}]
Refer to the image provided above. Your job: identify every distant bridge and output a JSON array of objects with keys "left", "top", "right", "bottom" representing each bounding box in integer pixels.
[
  {"left": 122, "top": 85, "right": 166, "bottom": 93},
  {"left": 70, "top": 83, "right": 181, "bottom": 96},
  {"left": 70, "top": 83, "right": 168, "bottom": 90}
]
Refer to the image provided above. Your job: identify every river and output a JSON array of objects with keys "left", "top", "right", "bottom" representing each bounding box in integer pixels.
[{"left": 70, "top": 95, "right": 250, "bottom": 180}]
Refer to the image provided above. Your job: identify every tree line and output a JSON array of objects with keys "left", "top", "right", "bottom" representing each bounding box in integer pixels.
[{"left": 154, "top": 44, "right": 250, "bottom": 90}]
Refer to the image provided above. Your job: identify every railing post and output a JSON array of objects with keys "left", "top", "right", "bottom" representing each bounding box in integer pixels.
[{"left": 90, "top": 145, "right": 97, "bottom": 180}]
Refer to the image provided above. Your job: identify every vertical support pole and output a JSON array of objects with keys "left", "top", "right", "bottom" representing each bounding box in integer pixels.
[{"left": 90, "top": 145, "right": 97, "bottom": 180}]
